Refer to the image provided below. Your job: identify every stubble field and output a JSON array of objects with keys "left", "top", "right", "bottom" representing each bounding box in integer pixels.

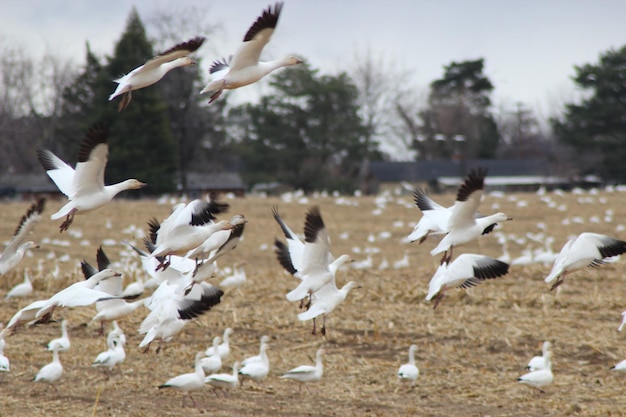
[{"left": 1, "top": 188, "right": 626, "bottom": 417}]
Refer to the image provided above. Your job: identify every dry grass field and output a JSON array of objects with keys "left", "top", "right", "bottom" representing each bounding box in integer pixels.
[{"left": 1, "top": 188, "right": 626, "bottom": 417}]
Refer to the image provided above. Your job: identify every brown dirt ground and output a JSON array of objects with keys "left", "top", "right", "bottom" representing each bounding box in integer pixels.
[{"left": 1, "top": 190, "right": 626, "bottom": 417}]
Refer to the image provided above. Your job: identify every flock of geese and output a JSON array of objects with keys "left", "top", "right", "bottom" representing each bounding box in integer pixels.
[{"left": 1, "top": 1, "right": 626, "bottom": 409}]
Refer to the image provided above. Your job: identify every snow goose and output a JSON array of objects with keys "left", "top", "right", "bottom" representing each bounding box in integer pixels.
[
  {"left": 200, "top": 2, "right": 303, "bottom": 103},
  {"left": 92, "top": 332, "right": 126, "bottom": 376},
  {"left": 186, "top": 215, "right": 247, "bottom": 261},
  {"left": 5, "top": 270, "right": 33, "bottom": 299},
  {"left": 430, "top": 168, "right": 512, "bottom": 264},
  {"left": 544, "top": 232, "right": 626, "bottom": 290},
  {"left": 110, "top": 37, "right": 206, "bottom": 111},
  {"left": 0, "top": 198, "right": 45, "bottom": 275},
  {"left": 527, "top": 341, "right": 552, "bottom": 371},
  {"left": 148, "top": 199, "right": 233, "bottom": 271},
  {"left": 242, "top": 335, "right": 270, "bottom": 367},
  {"left": 611, "top": 359, "right": 626, "bottom": 371},
  {"left": 219, "top": 264, "right": 247, "bottom": 289},
  {"left": 36, "top": 125, "right": 146, "bottom": 232},
  {"left": 397, "top": 344, "right": 419, "bottom": 385},
  {"left": 139, "top": 281, "right": 223, "bottom": 353},
  {"left": 109, "top": 321, "right": 127, "bottom": 346},
  {"left": 297, "top": 281, "right": 360, "bottom": 335},
  {"left": 239, "top": 340, "right": 269, "bottom": 384},
  {"left": 0, "top": 329, "right": 10, "bottom": 380},
  {"left": 200, "top": 337, "right": 223, "bottom": 374},
  {"left": 158, "top": 352, "right": 206, "bottom": 408},
  {"left": 47, "top": 320, "right": 70, "bottom": 352},
  {"left": 279, "top": 206, "right": 352, "bottom": 303},
  {"left": 281, "top": 348, "right": 324, "bottom": 392},
  {"left": 425, "top": 254, "right": 510, "bottom": 308},
  {"left": 33, "top": 347, "right": 63, "bottom": 390},
  {"left": 205, "top": 361, "right": 240, "bottom": 396},
  {"left": 518, "top": 351, "right": 554, "bottom": 393},
  {"left": 408, "top": 188, "right": 451, "bottom": 244},
  {"left": 205, "top": 328, "right": 234, "bottom": 360}
]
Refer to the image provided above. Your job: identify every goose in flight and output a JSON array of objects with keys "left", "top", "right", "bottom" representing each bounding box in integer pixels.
[
  {"left": 110, "top": 37, "right": 206, "bottom": 111},
  {"left": 0, "top": 198, "right": 45, "bottom": 275},
  {"left": 430, "top": 168, "right": 512, "bottom": 264},
  {"left": 37, "top": 125, "right": 146, "bottom": 232},
  {"left": 200, "top": 2, "right": 303, "bottom": 103}
]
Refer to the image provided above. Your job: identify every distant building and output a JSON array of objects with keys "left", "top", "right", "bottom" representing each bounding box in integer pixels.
[
  {"left": 368, "top": 159, "right": 598, "bottom": 193},
  {"left": 185, "top": 171, "right": 247, "bottom": 197},
  {"left": 0, "top": 172, "right": 61, "bottom": 200}
]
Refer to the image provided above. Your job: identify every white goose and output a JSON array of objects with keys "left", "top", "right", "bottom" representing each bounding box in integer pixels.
[
  {"left": 47, "top": 320, "right": 70, "bottom": 352},
  {"left": 0, "top": 329, "right": 10, "bottom": 380},
  {"left": 200, "top": 2, "right": 303, "bottom": 103},
  {"left": 527, "top": 341, "right": 552, "bottom": 371},
  {"left": 200, "top": 337, "right": 223, "bottom": 374},
  {"left": 205, "top": 362, "right": 240, "bottom": 395},
  {"left": 618, "top": 310, "right": 626, "bottom": 332},
  {"left": 109, "top": 37, "right": 205, "bottom": 111},
  {"left": 33, "top": 347, "right": 63, "bottom": 389},
  {"left": 544, "top": 232, "right": 626, "bottom": 290},
  {"left": 242, "top": 335, "right": 270, "bottom": 367},
  {"left": 280, "top": 348, "right": 324, "bottom": 390},
  {"left": 92, "top": 332, "right": 126, "bottom": 375},
  {"left": 186, "top": 215, "right": 247, "bottom": 262},
  {"left": 297, "top": 281, "right": 360, "bottom": 335},
  {"left": 148, "top": 199, "right": 233, "bottom": 271},
  {"left": 205, "top": 328, "right": 234, "bottom": 360},
  {"left": 5, "top": 270, "right": 34, "bottom": 299},
  {"left": 408, "top": 188, "right": 452, "bottom": 244},
  {"left": 275, "top": 206, "right": 352, "bottom": 303},
  {"left": 518, "top": 351, "right": 554, "bottom": 393},
  {"left": 158, "top": 352, "right": 206, "bottom": 408},
  {"left": 425, "top": 254, "right": 510, "bottom": 308},
  {"left": 397, "top": 344, "right": 419, "bottom": 385},
  {"left": 0, "top": 198, "right": 45, "bottom": 274},
  {"left": 239, "top": 339, "right": 269, "bottom": 384},
  {"left": 36, "top": 125, "right": 146, "bottom": 232},
  {"left": 430, "top": 168, "right": 512, "bottom": 263}
]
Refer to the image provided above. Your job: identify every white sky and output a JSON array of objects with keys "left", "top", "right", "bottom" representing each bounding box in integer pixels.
[{"left": 3, "top": 0, "right": 626, "bottom": 119}]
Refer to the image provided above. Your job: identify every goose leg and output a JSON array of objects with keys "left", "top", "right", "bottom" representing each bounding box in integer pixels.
[
  {"left": 118, "top": 90, "right": 132, "bottom": 112},
  {"left": 311, "top": 318, "right": 316, "bottom": 335},
  {"left": 59, "top": 210, "right": 76, "bottom": 233},
  {"left": 321, "top": 315, "right": 327, "bottom": 336}
]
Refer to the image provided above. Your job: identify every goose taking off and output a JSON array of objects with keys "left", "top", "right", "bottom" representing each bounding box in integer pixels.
[
  {"left": 200, "top": 2, "right": 303, "bottom": 103},
  {"left": 430, "top": 168, "right": 512, "bottom": 264},
  {"left": 0, "top": 198, "right": 45, "bottom": 275},
  {"left": 36, "top": 125, "right": 146, "bottom": 232},
  {"left": 425, "top": 254, "right": 510, "bottom": 309},
  {"left": 544, "top": 232, "right": 626, "bottom": 290},
  {"left": 110, "top": 37, "right": 205, "bottom": 111}
]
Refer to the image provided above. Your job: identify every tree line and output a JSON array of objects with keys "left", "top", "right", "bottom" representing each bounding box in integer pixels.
[{"left": 1, "top": 8, "right": 625, "bottom": 194}]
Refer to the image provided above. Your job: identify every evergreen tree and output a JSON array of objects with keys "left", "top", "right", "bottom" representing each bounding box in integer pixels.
[
  {"left": 228, "top": 64, "right": 375, "bottom": 193},
  {"left": 104, "top": 8, "right": 176, "bottom": 194},
  {"left": 552, "top": 45, "right": 626, "bottom": 182}
]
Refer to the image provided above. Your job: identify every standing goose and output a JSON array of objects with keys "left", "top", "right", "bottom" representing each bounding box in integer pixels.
[
  {"left": 47, "top": 320, "right": 70, "bottom": 352},
  {"left": 109, "top": 37, "right": 206, "bottom": 111},
  {"left": 518, "top": 351, "right": 554, "bottom": 393},
  {"left": 527, "top": 341, "right": 552, "bottom": 371},
  {"left": 5, "top": 270, "right": 34, "bottom": 299},
  {"left": 36, "top": 125, "right": 146, "bottom": 232},
  {"left": 239, "top": 339, "right": 270, "bottom": 384},
  {"left": 158, "top": 352, "right": 206, "bottom": 408},
  {"left": 544, "top": 232, "right": 626, "bottom": 290},
  {"left": 33, "top": 347, "right": 63, "bottom": 390},
  {"left": 280, "top": 348, "right": 324, "bottom": 391},
  {"left": 397, "top": 344, "right": 419, "bottom": 385},
  {"left": 0, "top": 329, "right": 10, "bottom": 380},
  {"left": 200, "top": 2, "right": 303, "bottom": 103},
  {"left": 205, "top": 328, "right": 234, "bottom": 360},
  {"left": 430, "top": 168, "right": 512, "bottom": 264},
  {"left": 205, "top": 362, "right": 240, "bottom": 395}
]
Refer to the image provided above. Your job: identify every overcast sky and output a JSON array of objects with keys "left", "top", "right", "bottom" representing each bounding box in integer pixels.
[{"left": 3, "top": 0, "right": 626, "bottom": 117}]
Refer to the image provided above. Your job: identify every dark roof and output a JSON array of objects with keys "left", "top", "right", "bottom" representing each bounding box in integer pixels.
[
  {"left": 369, "top": 159, "right": 551, "bottom": 183},
  {"left": 186, "top": 172, "right": 246, "bottom": 191},
  {"left": 0, "top": 173, "right": 59, "bottom": 193}
]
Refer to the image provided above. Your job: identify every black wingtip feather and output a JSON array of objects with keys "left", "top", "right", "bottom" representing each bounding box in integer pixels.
[
  {"left": 81, "top": 260, "right": 98, "bottom": 280},
  {"left": 96, "top": 246, "right": 110, "bottom": 271},
  {"left": 158, "top": 36, "right": 206, "bottom": 57},
  {"left": 36, "top": 148, "right": 58, "bottom": 172},
  {"left": 274, "top": 238, "right": 297, "bottom": 275},
  {"left": 473, "top": 258, "right": 510, "bottom": 280},
  {"left": 77, "top": 124, "right": 108, "bottom": 163},
  {"left": 178, "top": 285, "right": 224, "bottom": 320},
  {"left": 303, "top": 205, "right": 325, "bottom": 244},
  {"left": 598, "top": 239, "right": 626, "bottom": 258},
  {"left": 456, "top": 167, "right": 488, "bottom": 202},
  {"left": 413, "top": 188, "right": 435, "bottom": 211},
  {"left": 243, "top": 1, "right": 283, "bottom": 42},
  {"left": 13, "top": 198, "right": 46, "bottom": 237}
]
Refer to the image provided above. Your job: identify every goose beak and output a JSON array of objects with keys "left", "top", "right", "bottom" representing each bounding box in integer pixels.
[{"left": 138, "top": 182, "right": 148, "bottom": 188}]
